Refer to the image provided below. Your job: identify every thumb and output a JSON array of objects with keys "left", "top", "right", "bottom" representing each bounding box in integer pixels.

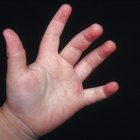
[{"left": 3, "top": 29, "right": 27, "bottom": 74}]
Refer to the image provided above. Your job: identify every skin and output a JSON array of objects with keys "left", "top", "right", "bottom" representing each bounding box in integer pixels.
[{"left": 0, "top": 4, "right": 119, "bottom": 140}]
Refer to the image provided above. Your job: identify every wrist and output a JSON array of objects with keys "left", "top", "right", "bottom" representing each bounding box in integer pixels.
[{"left": 0, "top": 104, "right": 38, "bottom": 140}]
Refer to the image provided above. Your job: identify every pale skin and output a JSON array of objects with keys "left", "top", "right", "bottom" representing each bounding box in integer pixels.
[{"left": 0, "top": 4, "right": 119, "bottom": 140}]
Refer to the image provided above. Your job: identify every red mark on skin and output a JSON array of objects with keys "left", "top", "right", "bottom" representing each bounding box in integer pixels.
[
  {"left": 55, "top": 4, "right": 72, "bottom": 24},
  {"left": 97, "top": 40, "right": 116, "bottom": 59},
  {"left": 83, "top": 24, "right": 103, "bottom": 42},
  {"left": 104, "top": 81, "right": 119, "bottom": 96}
]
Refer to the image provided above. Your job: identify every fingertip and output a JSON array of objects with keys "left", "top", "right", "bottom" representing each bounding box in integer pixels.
[
  {"left": 55, "top": 4, "right": 72, "bottom": 24},
  {"left": 105, "top": 40, "right": 117, "bottom": 52},
  {"left": 3, "top": 29, "right": 14, "bottom": 49},
  {"left": 99, "top": 40, "right": 117, "bottom": 58},
  {"left": 91, "top": 23, "right": 104, "bottom": 36},
  {"left": 60, "top": 3, "right": 72, "bottom": 16},
  {"left": 104, "top": 81, "right": 119, "bottom": 96},
  {"left": 106, "top": 40, "right": 116, "bottom": 47},
  {"left": 3, "top": 28, "right": 17, "bottom": 39},
  {"left": 61, "top": 3, "right": 72, "bottom": 11},
  {"left": 3, "top": 28, "right": 11, "bottom": 38},
  {"left": 83, "top": 23, "right": 103, "bottom": 42},
  {"left": 110, "top": 81, "right": 119, "bottom": 91}
]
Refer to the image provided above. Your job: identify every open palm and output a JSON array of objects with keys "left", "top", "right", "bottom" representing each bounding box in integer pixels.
[{"left": 1, "top": 4, "right": 119, "bottom": 138}]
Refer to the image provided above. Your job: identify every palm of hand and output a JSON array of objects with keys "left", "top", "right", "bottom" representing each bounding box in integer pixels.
[
  {"left": 6, "top": 51, "right": 83, "bottom": 135},
  {"left": 2, "top": 4, "right": 119, "bottom": 137}
]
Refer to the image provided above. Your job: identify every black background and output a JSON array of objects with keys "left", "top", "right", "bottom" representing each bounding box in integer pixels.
[{"left": 0, "top": 0, "right": 140, "bottom": 139}]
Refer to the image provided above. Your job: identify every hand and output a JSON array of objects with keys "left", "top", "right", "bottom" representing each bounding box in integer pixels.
[{"left": 0, "top": 4, "right": 119, "bottom": 139}]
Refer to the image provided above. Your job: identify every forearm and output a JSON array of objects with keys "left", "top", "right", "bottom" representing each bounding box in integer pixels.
[{"left": 0, "top": 104, "right": 37, "bottom": 140}]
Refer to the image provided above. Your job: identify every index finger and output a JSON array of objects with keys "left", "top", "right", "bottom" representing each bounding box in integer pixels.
[{"left": 38, "top": 4, "right": 72, "bottom": 59}]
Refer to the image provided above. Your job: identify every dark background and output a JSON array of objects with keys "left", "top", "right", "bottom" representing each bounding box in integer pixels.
[{"left": 0, "top": 0, "right": 140, "bottom": 139}]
